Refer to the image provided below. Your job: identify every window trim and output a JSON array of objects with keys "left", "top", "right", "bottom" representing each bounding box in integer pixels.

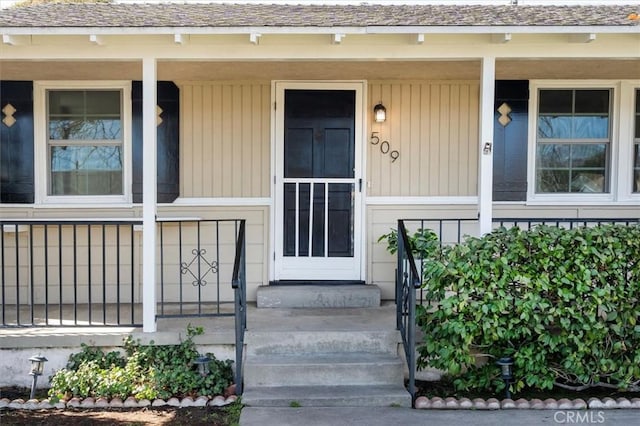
[
  {"left": 619, "top": 81, "right": 640, "bottom": 200},
  {"left": 527, "top": 80, "right": 619, "bottom": 204},
  {"left": 34, "top": 81, "right": 132, "bottom": 205}
]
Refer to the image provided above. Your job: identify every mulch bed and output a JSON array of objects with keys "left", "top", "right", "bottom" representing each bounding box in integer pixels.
[{"left": 0, "top": 387, "right": 238, "bottom": 426}]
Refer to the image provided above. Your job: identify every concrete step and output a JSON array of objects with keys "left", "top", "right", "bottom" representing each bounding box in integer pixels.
[
  {"left": 256, "top": 285, "right": 380, "bottom": 308},
  {"left": 244, "top": 353, "right": 404, "bottom": 387},
  {"left": 242, "top": 385, "right": 412, "bottom": 407},
  {"left": 246, "top": 330, "right": 400, "bottom": 356}
]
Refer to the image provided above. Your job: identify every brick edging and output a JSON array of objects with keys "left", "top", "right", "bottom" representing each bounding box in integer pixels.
[
  {"left": 414, "top": 396, "right": 640, "bottom": 410},
  {"left": 0, "top": 394, "right": 238, "bottom": 410}
]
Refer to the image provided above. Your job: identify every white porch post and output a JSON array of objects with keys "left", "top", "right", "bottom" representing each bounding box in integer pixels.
[
  {"left": 478, "top": 56, "right": 495, "bottom": 235},
  {"left": 142, "top": 57, "right": 158, "bottom": 332}
]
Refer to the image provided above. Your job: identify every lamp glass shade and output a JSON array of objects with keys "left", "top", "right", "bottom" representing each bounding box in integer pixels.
[
  {"left": 374, "top": 104, "right": 386, "bottom": 123},
  {"left": 194, "top": 355, "right": 211, "bottom": 376},
  {"left": 496, "top": 357, "right": 513, "bottom": 380},
  {"left": 29, "top": 355, "right": 47, "bottom": 375}
]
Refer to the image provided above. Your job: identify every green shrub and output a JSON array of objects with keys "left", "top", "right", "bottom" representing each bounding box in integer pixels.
[
  {"left": 382, "top": 223, "right": 640, "bottom": 395},
  {"left": 49, "top": 325, "right": 233, "bottom": 400}
]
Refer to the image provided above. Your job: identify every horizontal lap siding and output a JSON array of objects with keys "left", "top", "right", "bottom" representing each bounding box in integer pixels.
[
  {"left": 180, "top": 82, "right": 271, "bottom": 198},
  {"left": 368, "top": 81, "right": 479, "bottom": 197}
]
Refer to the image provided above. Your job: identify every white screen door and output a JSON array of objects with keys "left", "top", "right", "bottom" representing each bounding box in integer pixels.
[{"left": 274, "top": 82, "right": 363, "bottom": 281}]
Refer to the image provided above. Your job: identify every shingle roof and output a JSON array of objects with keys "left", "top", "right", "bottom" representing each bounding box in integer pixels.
[{"left": 0, "top": 3, "right": 638, "bottom": 29}]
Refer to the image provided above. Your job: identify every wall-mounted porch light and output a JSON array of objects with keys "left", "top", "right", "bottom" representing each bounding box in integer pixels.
[
  {"left": 28, "top": 354, "right": 48, "bottom": 400},
  {"left": 373, "top": 103, "right": 387, "bottom": 123},
  {"left": 496, "top": 356, "right": 514, "bottom": 399}
]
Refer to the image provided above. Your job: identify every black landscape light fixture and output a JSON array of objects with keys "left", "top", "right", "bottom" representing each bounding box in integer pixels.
[
  {"left": 373, "top": 103, "right": 387, "bottom": 123},
  {"left": 496, "top": 356, "right": 514, "bottom": 399},
  {"left": 193, "top": 355, "right": 211, "bottom": 377},
  {"left": 28, "top": 354, "right": 48, "bottom": 400}
]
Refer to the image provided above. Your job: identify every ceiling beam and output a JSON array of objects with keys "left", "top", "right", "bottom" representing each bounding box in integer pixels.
[
  {"left": 491, "top": 33, "right": 512, "bottom": 43},
  {"left": 250, "top": 32, "right": 262, "bottom": 45},
  {"left": 569, "top": 33, "right": 597, "bottom": 43},
  {"left": 332, "top": 33, "right": 345, "bottom": 44},
  {"left": 89, "top": 34, "right": 104, "bottom": 45}
]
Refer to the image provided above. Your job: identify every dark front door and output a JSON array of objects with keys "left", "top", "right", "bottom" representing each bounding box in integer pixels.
[{"left": 274, "top": 84, "right": 363, "bottom": 281}]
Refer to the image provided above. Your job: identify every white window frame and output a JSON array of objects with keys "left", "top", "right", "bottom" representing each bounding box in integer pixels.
[
  {"left": 34, "top": 81, "right": 132, "bottom": 205},
  {"left": 527, "top": 80, "right": 619, "bottom": 204},
  {"left": 618, "top": 81, "right": 640, "bottom": 201}
]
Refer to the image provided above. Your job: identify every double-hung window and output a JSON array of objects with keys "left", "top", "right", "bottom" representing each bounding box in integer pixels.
[
  {"left": 35, "top": 82, "right": 131, "bottom": 204},
  {"left": 535, "top": 88, "right": 611, "bottom": 194}
]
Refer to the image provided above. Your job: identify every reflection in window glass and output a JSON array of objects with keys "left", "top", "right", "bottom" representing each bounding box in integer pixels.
[
  {"left": 47, "top": 89, "right": 123, "bottom": 196},
  {"left": 536, "top": 89, "right": 610, "bottom": 194},
  {"left": 536, "top": 144, "right": 607, "bottom": 193},
  {"left": 50, "top": 146, "right": 123, "bottom": 195}
]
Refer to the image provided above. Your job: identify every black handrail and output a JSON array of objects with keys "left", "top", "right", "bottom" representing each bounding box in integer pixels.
[
  {"left": 231, "top": 219, "right": 247, "bottom": 395},
  {"left": 396, "top": 220, "right": 421, "bottom": 405}
]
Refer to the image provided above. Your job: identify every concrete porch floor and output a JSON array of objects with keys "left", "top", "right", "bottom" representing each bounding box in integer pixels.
[{"left": 0, "top": 301, "right": 399, "bottom": 349}]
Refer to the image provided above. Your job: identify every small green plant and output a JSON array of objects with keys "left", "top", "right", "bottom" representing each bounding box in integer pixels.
[
  {"left": 224, "top": 399, "right": 244, "bottom": 426},
  {"left": 49, "top": 325, "right": 233, "bottom": 400},
  {"left": 289, "top": 400, "right": 301, "bottom": 407}
]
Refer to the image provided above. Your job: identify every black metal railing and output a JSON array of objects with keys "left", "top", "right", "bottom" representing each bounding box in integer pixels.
[
  {"left": 157, "top": 219, "right": 245, "bottom": 319},
  {"left": 493, "top": 217, "right": 640, "bottom": 229},
  {"left": 0, "top": 219, "right": 142, "bottom": 327},
  {"left": 396, "top": 220, "right": 421, "bottom": 404},
  {"left": 231, "top": 220, "right": 247, "bottom": 395}
]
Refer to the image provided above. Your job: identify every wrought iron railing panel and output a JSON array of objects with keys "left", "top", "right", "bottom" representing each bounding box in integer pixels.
[
  {"left": 157, "top": 219, "right": 245, "bottom": 319},
  {"left": 0, "top": 219, "right": 142, "bottom": 327}
]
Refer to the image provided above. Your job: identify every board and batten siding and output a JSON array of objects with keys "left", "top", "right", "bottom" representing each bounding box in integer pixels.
[
  {"left": 179, "top": 82, "right": 271, "bottom": 198},
  {"left": 368, "top": 81, "right": 479, "bottom": 197}
]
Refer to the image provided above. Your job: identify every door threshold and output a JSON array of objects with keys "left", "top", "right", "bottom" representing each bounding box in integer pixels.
[{"left": 269, "top": 280, "right": 366, "bottom": 286}]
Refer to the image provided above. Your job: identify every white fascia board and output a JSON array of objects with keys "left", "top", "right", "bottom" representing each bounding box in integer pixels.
[
  {"left": 3, "top": 24, "right": 638, "bottom": 37},
  {"left": 366, "top": 25, "right": 640, "bottom": 35}
]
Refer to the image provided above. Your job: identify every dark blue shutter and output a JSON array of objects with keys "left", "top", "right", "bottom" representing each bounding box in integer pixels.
[
  {"left": 493, "top": 80, "right": 529, "bottom": 201},
  {"left": 132, "top": 81, "right": 180, "bottom": 203},
  {"left": 1, "top": 81, "right": 34, "bottom": 203}
]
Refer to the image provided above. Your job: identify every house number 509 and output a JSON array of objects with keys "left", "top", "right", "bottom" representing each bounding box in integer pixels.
[{"left": 370, "top": 132, "right": 399, "bottom": 163}]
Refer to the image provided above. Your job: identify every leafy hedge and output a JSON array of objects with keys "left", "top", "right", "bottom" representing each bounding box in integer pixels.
[
  {"left": 49, "top": 326, "right": 233, "bottom": 401},
  {"left": 383, "top": 223, "right": 640, "bottom": 395}
]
